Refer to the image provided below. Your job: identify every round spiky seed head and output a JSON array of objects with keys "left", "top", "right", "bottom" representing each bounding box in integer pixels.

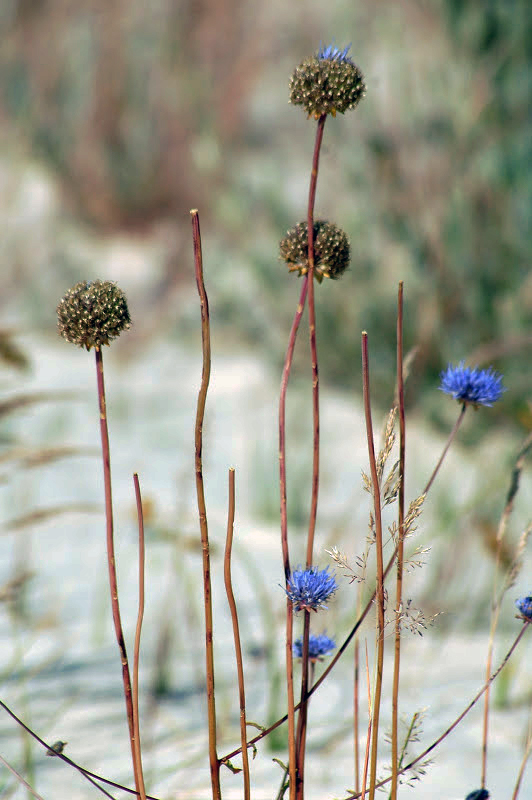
[
  {"left": 57, "top": 280, "right": 131, "bottom": 350},
  {"left": 279, "top": 220, "right": 350, "bottom": 282},
  {"left": 289, "top": 44, "right": 366, "bottom": 119}
]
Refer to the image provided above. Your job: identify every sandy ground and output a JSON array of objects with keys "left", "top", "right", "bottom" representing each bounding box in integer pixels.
[{"left": 1, "top": 336, "right": 531, "bottom": 800}]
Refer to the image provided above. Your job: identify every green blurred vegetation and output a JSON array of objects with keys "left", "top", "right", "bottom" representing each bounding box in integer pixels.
[{"left": 0, "top": 0, "right": 530, "bottom": 433}]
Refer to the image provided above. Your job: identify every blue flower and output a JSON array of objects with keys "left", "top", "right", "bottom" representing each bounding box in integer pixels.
[
  {"left": 293, "top": 633, "right": 336, "bottom": 661},
  {"left": 317, "top": 42, "right": 353, "bottom": 65},
  {"left": 285, "top": 566, "right": 338, "bottom": 612},
  {"left": 439, "top": 362, "right": 505, "bottom": 407},
  {"left": 515, "top": 595, "right": 532, "bottom": 621},
  {"left": 465, "top": 790, "right": 490, "bottom": 800}
]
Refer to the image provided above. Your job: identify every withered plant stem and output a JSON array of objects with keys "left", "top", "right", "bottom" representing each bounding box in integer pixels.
[
  {"left": 423, "top": 403, "right": 467, "bottom": 496},
  {"left": 94, "top": 346, "right": 140, "bottom": 796},
  {"left": 305, "top": 112, "right": 326, "bottom": 569},
  {"left": 132, "top": 473, "right": 147, "bottom": 800},
  {"left": 279, "top": 275, "right": 307, "bottom": 800},
  {"left": 361, "top": 332, "right": 385, "bottom": 800},
  {"left": 223, "top": 468, "right": 251, "bottom": 800},
  {"left": 390, "top": 282, "right": 405, "bottom": 800},
  {"left": 296, "top": 110, "right": 327, "bottom": 800},
  {"left": 191, "top": 209, "right": 221, "bottom": 800}
]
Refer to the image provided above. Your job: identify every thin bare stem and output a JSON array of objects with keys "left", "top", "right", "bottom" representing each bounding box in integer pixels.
[
  {"left": 223, "top": 468, "right": 251, "bottom": 800},
  {"left": 423, "top": 404, "right": 467, "bottom": 496},
  {"left": 361, "top": 641, "right": 372, "bottom": 799},
  {"left": 94, "top": 346, "right": 139, "bottom": 794},
  {"left": 512, "top": 707, "right": 532, "bottom": 800},
  {"left": 279, "top": 276, "right": 308, "bottom": 800},
  {"left": 132, "top": 473, "right": 147, "bottom": 800},
  {"left": 391, "top": 283, "right": 405, "bottom": 800},
  {"left": 296, "top": 109, "right": 327, "bottom": 800},
  {"left": 0, "top": 700, "right": 121, "bottom": 799},
  {"left": 191, "top": 208, "right": 221, "bottom": 800},
  {"left": 295, "top": 609, "right": 311, "bottom": 797},
  {"left": 361, "top": 332, "right": 385, "bottom": 800},
  {"left": 305, "top": 112, "right": 326, "bottom": 568},
  {"left": 353, "top": 635, "right": 360, "bottom": 795},
  {"left": 286, "top": 600, "right": 296, "bottom": 800},
  {"left": 345, "top": 621, "right": 531, "bottom": 798},
  {"left": 221, "top": 545, "right": 399, "bottom": 764},
  {"left": 0, "top": 753, "right": 46, "bottom": 800}
]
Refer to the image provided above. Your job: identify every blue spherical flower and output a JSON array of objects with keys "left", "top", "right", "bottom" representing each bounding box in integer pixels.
[
  {"left": 439, "top": 362, "right": 505, "bottom": 407},
  {"left": 285, "top": 566, "right": 338, "bottom": 612},
  {"left": 465, "top": 790, "right": 490, "bottom": 800},
  {"left": 515, "top": 595, "right": 532, "bottom": 621},
  {"left": 317, "top": 42, "right": 353, "bottom": 65},
  {"left": 293, "top": 633, "right": 336, "bottom": 661}
]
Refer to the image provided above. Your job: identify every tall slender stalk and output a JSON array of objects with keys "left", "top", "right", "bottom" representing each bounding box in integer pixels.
[
  {"left": 353, "top": 633, "right": 360, "bottom": 795},
  {"left": 94, "top": 346, "right": 140, "bottom": 795},
  {"left": 360, "top": 642, "right": 372, "bottom": 800},
  {"left": 295, "top": 110, "right": 327, "bottom": 800},
  {"left": 361, "top": 332, "right": 385, "bottom": 800},
  {"left": 390, "top": 283, "right": 405, "bottom": 800},
  {"left": 279, "top": 275, "right": 308, "bottom": 800},
  {"left": 132, "top": 472, "right": 147, "bottom": 800},
  {"left": 191, "top": 208, "right": 221, "bottom": 800},
  {"left": 223, "top": 468, "right": 251, "bottom": 800}
]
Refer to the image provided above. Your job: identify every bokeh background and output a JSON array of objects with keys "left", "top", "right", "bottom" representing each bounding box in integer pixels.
[{"left": 1, "top": 1, "right": 531, "bottom": 798}]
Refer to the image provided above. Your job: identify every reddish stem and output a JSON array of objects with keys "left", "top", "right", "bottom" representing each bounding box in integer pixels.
[
  {"left": 223, "top": 468, "right": 251, "bottom": 800},
  {"left": 361, "top": 332, "right": 385, "bottom": 800},
  {"left": 94, "top": 346, "right": 140, "bottom": 795},
  {"left": 390, "top": 282, "right": 405, "bottom": 800},
  {"left": 132, "top": 473, "right": 147, "bottom": 800}
]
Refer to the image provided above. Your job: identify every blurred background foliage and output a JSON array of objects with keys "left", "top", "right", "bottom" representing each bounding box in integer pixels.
[{"left": 0, "top": 0, "right": 530, "bottom": 434}]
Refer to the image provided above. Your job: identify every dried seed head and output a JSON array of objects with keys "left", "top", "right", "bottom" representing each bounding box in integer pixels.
[
  {"left": 289, "top": 44, "right": 366, "bottom": 119},
  {"left": 279, "top": 220, "right": 350, "bottom": 282},
  {"left": 57, "top": 280, "right": 131, "bottom": 350}
]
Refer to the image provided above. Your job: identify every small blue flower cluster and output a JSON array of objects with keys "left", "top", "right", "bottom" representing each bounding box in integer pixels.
[
  {"left": 293, "top": 633, "right": 336, "bottom": 661},
  {"left": 439, "top": 362, "right": 505, "bottom": 407},
  {"left": 285, "top": 566, "right": 338, "bottom": 612},
  {"left": 515, "top": 595, "right": 532, "bottom": 621},
  {"left": 317, "top": 42, "right": 353, "bottom": 65}
]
